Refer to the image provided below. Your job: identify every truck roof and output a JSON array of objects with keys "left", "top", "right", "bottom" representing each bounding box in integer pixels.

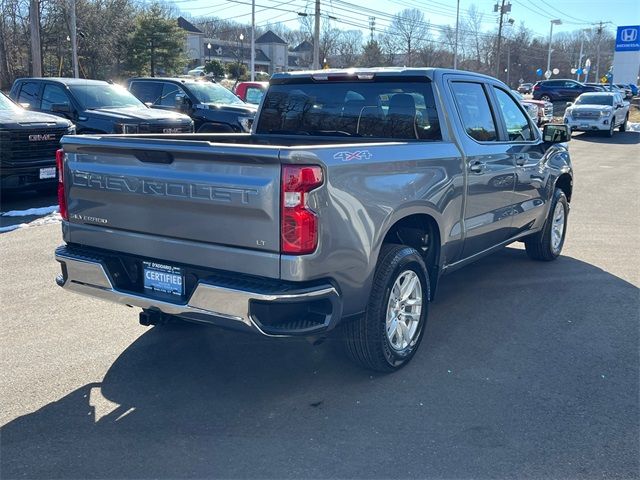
[
  {"left": 14, "top": 77, "right": 110, "bottom": 86},
  {"left": 271, "top": 67, "right": 499, "bottom": 83}
]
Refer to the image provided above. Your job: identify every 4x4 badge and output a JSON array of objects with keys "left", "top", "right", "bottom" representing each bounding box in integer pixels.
[{"left": 333, "top": 150, "right": 373, "bottom": 162}]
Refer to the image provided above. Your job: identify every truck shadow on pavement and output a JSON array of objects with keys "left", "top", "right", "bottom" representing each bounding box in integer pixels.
[
  {"left": 2, "top": 248, "right": 639, "bottom": 479},
  {"left": 572, "top": 130, "right": 640, "bottom": 144}
]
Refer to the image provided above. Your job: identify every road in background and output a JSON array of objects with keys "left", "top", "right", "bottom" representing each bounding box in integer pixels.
[{"left": 1, "top": 132, "right": 639, "bottom": 479}]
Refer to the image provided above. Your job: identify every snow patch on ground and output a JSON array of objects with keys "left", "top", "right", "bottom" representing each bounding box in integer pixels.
[
  {"left": 628, "top": 122, "right": 640, "bottom": 132},
  {"left": 0, "top": 212, "right": 61, "bottom": 234},
  {"left": 1, "top": 205, "right": 58, "bottom": 217}
]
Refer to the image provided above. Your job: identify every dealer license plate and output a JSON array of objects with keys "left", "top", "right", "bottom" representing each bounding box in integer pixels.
[
  {"left": 39, "top": 167, "right": 56, "bottom": 179},
  {"left": 143, "top": 261, "right": 184, "bottom": 298}
]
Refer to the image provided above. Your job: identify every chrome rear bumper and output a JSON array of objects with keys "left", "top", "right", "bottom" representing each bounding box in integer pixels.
[{"left": 55, "top": 246, "right": 341, "bottom": 336}]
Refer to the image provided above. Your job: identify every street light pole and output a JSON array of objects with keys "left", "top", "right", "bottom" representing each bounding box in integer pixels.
[
  {"left": 313, "top": 0, "right": 320, "bottom": 70},
  {"left": 453, "top": 0, "right": 460, "bottom": 69},
  {"left": 207, "top": 42, "right": 211, "bottom": 64},
  {"left": 546, "top": 19, "right": 562, "bottom": 76},
  {"left": 577, "top": 33, "right": 585, "bottom": 81},
  {"left": 250, "top": 0, "right": 255, "bottom": 81}
]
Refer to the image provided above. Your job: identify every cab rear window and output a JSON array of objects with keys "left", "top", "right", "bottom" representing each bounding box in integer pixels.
[{"left": 256, "top": 80, "right": 441, "bottom": 141}]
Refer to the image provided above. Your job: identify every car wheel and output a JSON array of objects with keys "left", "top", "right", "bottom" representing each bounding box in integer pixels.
[
  {"left": 343, "top": 244, "right": 430, "bottom": 372},
  {"left": 620, "top": 114, "right": 628, "bottom": 132},
  {"left": 540, "top": 94, "right": 552, "bottom": 102},
  {"left": 606, "top": 120, "right": 615, "bottom": 137},
  {"left": 524, "top": 188, "right": 568, "bottom": 261}
]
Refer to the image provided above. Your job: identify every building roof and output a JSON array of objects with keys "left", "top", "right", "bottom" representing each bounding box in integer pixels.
[
  {"left": 255, "top": 30, "right": 287, "bottom": 45},
  {"left": 178, "top": 16, "right": 203, "bottom": 34},
  {"left": 292, "top": 40, "right": 313, "bottom": 52}
]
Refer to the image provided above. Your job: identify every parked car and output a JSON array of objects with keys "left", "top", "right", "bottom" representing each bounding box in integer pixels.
[
  {"left": 563, "top": 92, "right": 629, "bottom": 137},
  {"left": 0, "top": 91, "right": 74, "bottom": 191},
  {"left": 585, "top": 83, "right": 610, "bottom": 92},
  {"left": 187, "top": 66, "right": 207, "bottom": 77},
  {"left": 9, "top": 78, "right": 193, "bottom": 134},
  {"left": 626, "top": 84, "right": 638, "bottom": 96},
  {"left": 613, "top": 84, "right": 633, "bottom": 100},
  {"left": 128, "top": 77, "right": 256, "bottom": 133},
  {"left": 532, "top": 79, "right": 600, "bottom": 102},
  {"left": 55, "top": 67, "right": 573, "bottom": 372},
  {"left": 234, "top": 81, "right": 269, "bottom": 105},
  {"left": 512, "top": 90, "right": 553, "bottom": 125},
  {"left": 517, "top": 82, "right": 533, "bottom": 94}
]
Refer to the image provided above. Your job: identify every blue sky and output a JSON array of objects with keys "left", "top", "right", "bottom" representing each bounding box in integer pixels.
[{"left": 171, "top": 0, "right": 640, "bottom": 41}]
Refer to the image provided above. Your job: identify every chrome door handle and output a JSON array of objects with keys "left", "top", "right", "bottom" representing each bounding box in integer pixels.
[{"left": 469, "top": 161, "right": 485, "bottom": 173}]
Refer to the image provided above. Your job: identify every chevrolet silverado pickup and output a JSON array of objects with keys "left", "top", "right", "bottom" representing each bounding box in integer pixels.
[{"left": 54, "top": 68, "right": 574, "bottom": 372}]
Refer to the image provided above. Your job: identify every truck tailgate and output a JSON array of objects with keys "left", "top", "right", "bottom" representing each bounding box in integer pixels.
[{"left": 61, "top": 136, "right": 282, "bottom": 276}]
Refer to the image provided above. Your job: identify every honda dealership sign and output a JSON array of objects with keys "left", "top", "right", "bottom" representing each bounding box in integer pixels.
[
  {"left": 615, "top": 26, "right": 640, "bottom": 52},
  {"left": 612, "top": 25, "right": 640, "bottom": 84}
]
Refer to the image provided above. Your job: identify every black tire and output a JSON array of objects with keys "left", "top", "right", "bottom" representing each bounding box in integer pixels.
[
  {"left": 606, "top": 120, "right": 615, "bottom": 137},
  {"left": 524, "top": 188, "right": 568, "bottom": 261},
  {"left": 540, "top": 94, "right": 552, "bottom": 102},
  {"left": 343, "top": 244, "right": 430, "bottom": 372},
  {"left": 620, "top": 114, "right": 628, "bottom": 132}
]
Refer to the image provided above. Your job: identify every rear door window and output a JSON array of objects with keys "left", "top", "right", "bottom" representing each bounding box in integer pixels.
[
  {"left": 129, "top": 81, "right": 163, "bottom": 104},
  {"left": 17, "top": 82, "right": 40, "bottom": 108},
  {"left": 450, "top": 82, "right": 498, "bottom": 142},
  {"left": 41, "top": 84, "right": 71, "bottom": 111},
  {"left": 245, "top": 87, "right": 264, "bottom": 105}
]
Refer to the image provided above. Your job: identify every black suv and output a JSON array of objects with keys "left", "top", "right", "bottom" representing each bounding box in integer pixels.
[
  {"left": 127, "top": 78, "right": 256, "bottom": 133},
  {"left": 532, "top": 79, "right": 600, "bottom": 102},
  {"left": 0, "top": 92, "right": 74, "bottom": 191},
  {"left": 9, "top": 78, "right": 193, "bottom": 134}
]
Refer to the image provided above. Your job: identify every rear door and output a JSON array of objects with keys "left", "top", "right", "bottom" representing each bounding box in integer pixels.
[{"left": 447, "top": 78, "right": 516, "bottom": 258}]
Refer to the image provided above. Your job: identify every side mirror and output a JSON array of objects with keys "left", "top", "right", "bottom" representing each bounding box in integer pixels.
[
  {"left": 175, "top": 93, "right": 191, "bottom": 112},
  {"left": 51, "top": 103, "right": 71, "bottom": 114},
  {"left": 543, "top": 124, "right": 570, "bottom": 143},
  {"left": 566, "top": 102, "right": 573, "bottom": 107}
]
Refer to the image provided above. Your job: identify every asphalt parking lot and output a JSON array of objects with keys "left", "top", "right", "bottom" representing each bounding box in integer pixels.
[{"left": 1, "top": 131, "right": 639, "bottom": 479}]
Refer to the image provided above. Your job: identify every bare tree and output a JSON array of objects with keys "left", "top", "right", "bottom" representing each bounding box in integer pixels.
[
  {"left": 388, "top": 8, "right": 429, "bottom": 67},
  {"left": 335, "top": 30, "right": 363, "bottom": 67}
]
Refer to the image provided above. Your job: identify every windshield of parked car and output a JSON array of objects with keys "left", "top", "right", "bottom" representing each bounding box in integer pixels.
[
  {"left": 69, "top": 84, "right": 145, "bottom": 110},
  {"left": 0, "top": 92, "right": 22, "bottom": 111},
  {"left": 186, "top": 82, "right": 244, "bottom": 105},
  {"left": 575, "top": 95, "right": 614, "bottom": 106},
  {"left": 256, "top": 79, "right": 442, "bottom": 140}
]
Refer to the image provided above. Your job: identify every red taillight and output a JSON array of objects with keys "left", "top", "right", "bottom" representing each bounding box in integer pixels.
[
  {"left": 281, "top": 165, "right": 323, "bottom": 254},
  {"left": 533, "top": 84, "right": 541, "bottom": 90},
  {"left": 56, "top": 149, "right": 68, "bottom": 220}
]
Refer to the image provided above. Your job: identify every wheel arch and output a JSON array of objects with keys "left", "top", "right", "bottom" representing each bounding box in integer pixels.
[
  {"left": 379, "top": 212, "right": 442, "bottom": 300},
  {"left": 554, "top": 172, "right": 573, "bottom": 202}
]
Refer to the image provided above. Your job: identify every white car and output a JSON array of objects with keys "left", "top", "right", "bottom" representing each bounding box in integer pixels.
[
  {"left": 563, "top": 92, "right": 629, "bottom": 137},
  {"left": 187, "top": 66, "right": 207, "bottom": 77}
]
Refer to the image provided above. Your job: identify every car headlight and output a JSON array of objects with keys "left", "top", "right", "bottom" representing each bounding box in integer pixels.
[
  {"left": 565, "top": 108, "right": 573, "bottom": 117},
  {"left": 238, "top": 116, "right": 253, "bottom": 132},
  {"left": 66, "top": 124, "right": 76, "bottom": 135},
  {"left": 600, "top": 110, "right": 611, "bottom": 117}
]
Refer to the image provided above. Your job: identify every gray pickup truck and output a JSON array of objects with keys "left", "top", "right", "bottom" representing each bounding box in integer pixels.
[{"left": 54, "top": 68, "right": 573, "bottom": 372}]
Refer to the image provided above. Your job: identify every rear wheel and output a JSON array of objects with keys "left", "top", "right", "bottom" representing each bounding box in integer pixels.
[
  {"left": 343, "top": 244, "right": 430, "bottom": 372},
  {"left": 524, "top": 188, "right": 568, "bottom": 261},
  {"left": 540, "top": 94, "right": 552, "bottom": 102}
]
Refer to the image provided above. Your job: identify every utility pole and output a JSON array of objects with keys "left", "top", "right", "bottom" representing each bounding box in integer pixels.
[
  {"left": 546, "top": 19, "right": 562, "bottom": 77},
  {"left": 149, "top": 39, "right": 155, "bottom": 77},
  {"left": 250, "top": 0, "right": 255, "bottom": 81},
  {"left": 313, "top": 0, "right": 320, "bottom": 69},
  {"left": 494, "top": 0, "right": 510, "bottom": 78},
  {"left": 453, "top": 0, "right": 460, "bottom": 69},
  {"left": 29, "top": 0, "right": 42, "bottom": 77},
  {"left": 369, "top": 17, "right": 375, "bottom": 44},
  {"left": 577, "top": 32, "right": 586, "bottom": 81},
  {"left": 595, "top": 21, "right": 604, "bottom": 81},
  {"left": 69, "top": 0, "right": 79, "bottom": 78}
]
